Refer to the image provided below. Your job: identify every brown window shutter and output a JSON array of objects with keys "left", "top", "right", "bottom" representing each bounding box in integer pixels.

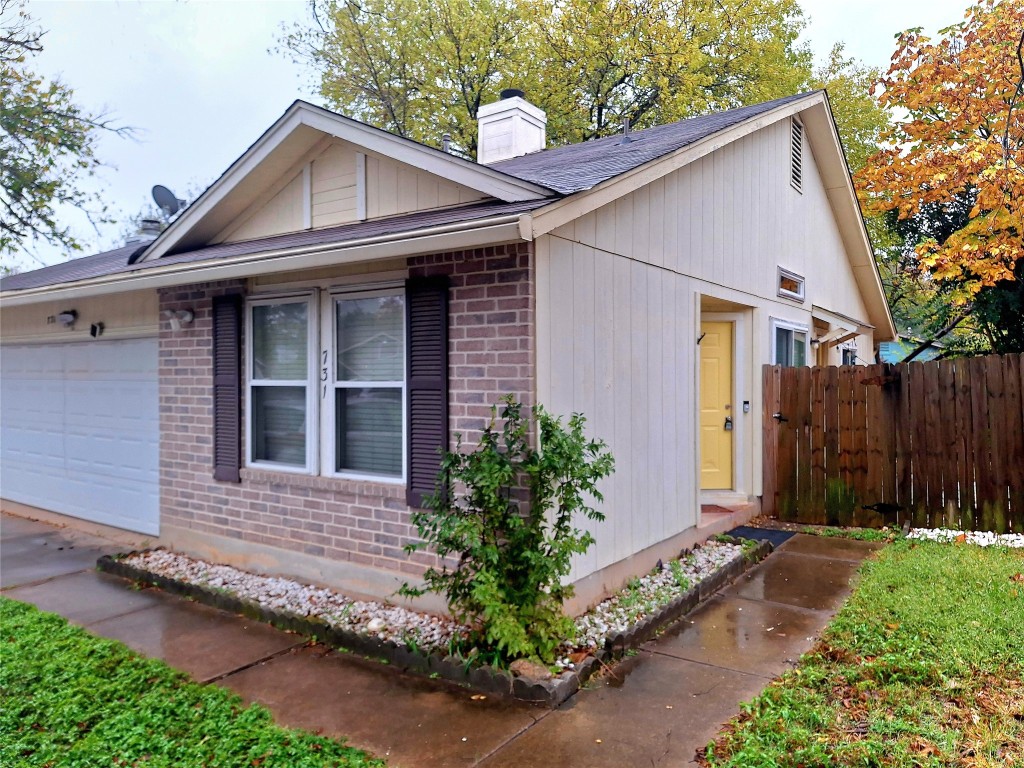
[
  {"left": 212, "top": 294, "right": 242, "bottom": 482},
  {"left": 405, "top": 276, "right": 449, "bottom": 508}
]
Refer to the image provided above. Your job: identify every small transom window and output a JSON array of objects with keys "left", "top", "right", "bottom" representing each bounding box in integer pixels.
[{"left": 777, "top": 267, "right": 805, "bottom": 301}]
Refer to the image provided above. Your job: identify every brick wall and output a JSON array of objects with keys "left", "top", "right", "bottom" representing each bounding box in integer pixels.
[{"left": 158, "top": 242, "right": 535, "bottom": 583}]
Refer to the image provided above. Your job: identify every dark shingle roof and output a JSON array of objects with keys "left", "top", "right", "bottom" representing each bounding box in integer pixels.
[
  {"left": 2, "top": 93, "right": 814, "bottom": 293},
  {"left": 1, "top": 199, "right": 546, "bottom": 292},
  {"left": 493, "top": 93, "right": 812, "bottom": 194},
  {"left": 1, "top": 244, "right": 142, "bottom": 291}
]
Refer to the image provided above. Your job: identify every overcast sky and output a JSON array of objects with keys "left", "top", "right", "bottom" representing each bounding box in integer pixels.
[{"left": 17, "top": 0, "right": 966, "bottom": 270}]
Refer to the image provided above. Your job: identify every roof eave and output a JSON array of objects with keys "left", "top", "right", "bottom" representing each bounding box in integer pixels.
[{"left": 1, "top": 212, "right": 531, "bottom": 307}]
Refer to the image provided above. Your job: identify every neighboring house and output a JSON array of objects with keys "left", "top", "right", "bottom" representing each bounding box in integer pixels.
[
  {"left": 878, "top": 334, "right": 944, "bottom": 363},
  {"left": 0, "top": 90, "right": 895, "bottom": 610}
]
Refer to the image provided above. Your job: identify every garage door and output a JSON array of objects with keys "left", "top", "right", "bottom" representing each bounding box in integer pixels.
[{"left": 0, "top": 338, "right": 159, "bottom": 534}]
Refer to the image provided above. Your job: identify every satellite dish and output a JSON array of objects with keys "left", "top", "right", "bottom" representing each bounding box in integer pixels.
[{"left": 152, "top": 185, "right": 185, "bottom": 219}]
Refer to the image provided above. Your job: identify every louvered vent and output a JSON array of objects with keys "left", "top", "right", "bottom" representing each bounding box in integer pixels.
[
  {"left": 212, "top": 294, "right": 243, "bottom": 482},
  {"left": 790, "top": 118, "right": 804, "bottom": 192},
  {"left": 405, "top": 276, "right": 449, "bottom": 508}
]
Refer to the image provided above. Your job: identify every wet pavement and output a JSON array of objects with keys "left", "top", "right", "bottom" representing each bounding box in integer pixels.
[{"left": 1, "top": 512, "right": 882, "bottom": 767}]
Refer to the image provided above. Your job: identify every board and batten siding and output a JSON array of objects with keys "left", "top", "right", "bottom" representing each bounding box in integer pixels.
[
  {"left": 536, "top": 235, "right": 697, "bottom": 581},
  {"left": 537, "top": 114, "right": 877, "bottom": 582},
  {"left": 364, "top": 154, "right": 487, "bottom": 219},
  {"left": 219, "top": 140, "right": 489, "bottom": 244}
]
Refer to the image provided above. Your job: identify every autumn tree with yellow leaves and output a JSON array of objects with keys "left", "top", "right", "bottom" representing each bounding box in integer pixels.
[{"left": 857, "top": 0, "right": 1024, "bottom": 307}]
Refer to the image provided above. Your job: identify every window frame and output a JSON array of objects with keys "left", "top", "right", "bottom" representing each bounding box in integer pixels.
[
  {"left": 771, "top": 317, "right": 809, "bottom": 368},
  {"left": 245, "top": 293, "right": 319, "bottom": 474},
  {"left": 841, "top": 344, "right": 859, "bottom": 366},
  {"left": 244, "top": 286, "right": 408, "bottom": 483},
  {"left": 777, "top": 267, "right": 806, "bottom": 302},
  {"left": 320, "top": 286, "right": 407, "bottom": 484}
]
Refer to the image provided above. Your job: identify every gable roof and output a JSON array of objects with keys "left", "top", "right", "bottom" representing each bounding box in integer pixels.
[
  {"left": 139, "top": 100, "right": 554, "bottom": 262},
  {"left": 1, "top": 91, "right": 896, "bottom": 341},
  {"left": 493, "top": 93, "right": 810, "bottom": 194}
]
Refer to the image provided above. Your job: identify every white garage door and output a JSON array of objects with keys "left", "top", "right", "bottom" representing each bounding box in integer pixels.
[{"left": 0, "top": 338, "right": 159, "bottom": 535}]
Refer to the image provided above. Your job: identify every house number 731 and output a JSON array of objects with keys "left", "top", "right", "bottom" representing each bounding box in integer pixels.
[{"left": 321, "top": 349, "right": 328, "bottom": 399}]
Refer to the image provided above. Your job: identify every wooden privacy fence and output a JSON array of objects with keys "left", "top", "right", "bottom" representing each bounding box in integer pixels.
[{"left": 762, "top": 353, "right": 1024, "bottom": 532}]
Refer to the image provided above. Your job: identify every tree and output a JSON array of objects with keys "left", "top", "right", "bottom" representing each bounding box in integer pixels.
[
  {"left": 286, "top": 0, "right": 879, "bottom": 155},
  {"left": 522, "top": 0, "right": 812, "bottom": 145},
  {"left": 811, "top": 43, "right": 885, "bottom": 175},
  {"left": 856, "top": 0, "right": 1024, "bottom": 301},
  {"left": 283, "top": 0, "right": 527, "bottom": 156},
  {"left": 0, "top": 0, "right": 128, "bottom": 264}
]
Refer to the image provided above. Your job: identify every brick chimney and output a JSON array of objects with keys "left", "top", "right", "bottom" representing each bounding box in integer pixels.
[{"left": 477, "top": 89, "right": 546, "bottom": 164}]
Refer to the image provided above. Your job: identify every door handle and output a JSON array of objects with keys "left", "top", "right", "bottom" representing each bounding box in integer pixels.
[{"left": 724, "top": 416, "right": 733, "bottom": 431}]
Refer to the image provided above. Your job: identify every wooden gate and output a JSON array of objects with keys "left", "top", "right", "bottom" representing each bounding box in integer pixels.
[{"left": 762, "top": 354, "right": 1024, "bottom": 532}]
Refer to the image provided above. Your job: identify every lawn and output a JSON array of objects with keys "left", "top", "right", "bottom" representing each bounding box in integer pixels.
[
  {"left": 703, "top": 539, "right": 1024, "bottom": 767},
  {"left": 0, "top": 598, "right": 384, "bottom": 768}
]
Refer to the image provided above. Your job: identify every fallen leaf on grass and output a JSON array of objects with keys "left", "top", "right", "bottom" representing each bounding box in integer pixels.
[
  {"left": 1010, "top": 573, "right": 1024, "bottom": 583},
  {"left": 911, "top": 738, "right": 939, "bottom": 757},
  {"left": 955, "top": 533, "right": 967, "bottom": 543}
]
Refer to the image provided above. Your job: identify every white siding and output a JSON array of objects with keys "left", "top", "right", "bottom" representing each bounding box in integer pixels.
[
  {"left": 365, "top": 154, "right": 487, "bottom": 218},
  {"left": 0, "top": 290, "right": 158, "bottom": 344},
  {"left": 311, "top": 143, "right": 359, "bottom": 227},
  {"left": 218, "top": 140, "right": 493, "bottom": 244},
  {"left": 537, "top": 236, "right": 697, "bottom": 581},
  {"left": 227, "top": 171, "right": 306, "bottom": 242},
  {"left": 538, "top": 116, "right": 878, "bottom": 581}
]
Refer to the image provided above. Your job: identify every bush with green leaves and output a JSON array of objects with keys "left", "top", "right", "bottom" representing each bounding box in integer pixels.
[{"left": 401, "top": 397, "right": 614, "bottom": 664}]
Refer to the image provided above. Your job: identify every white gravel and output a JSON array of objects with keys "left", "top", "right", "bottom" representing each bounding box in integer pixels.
[
  {"left": 123, "top": 549, "right": 468, "bottom": 652},
  {"left": 907, "top": 528, "right": 1024, "bottom": 548},
  {"left": 555, "top": 540, "right": 745, "bottom": 669},
  {"left": 124, "top": 537, "right": 749, "bottom": 667}
]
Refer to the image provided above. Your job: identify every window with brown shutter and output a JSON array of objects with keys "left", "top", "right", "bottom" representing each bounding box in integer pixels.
[
  {"left": 234, "top": 278, "right": 449, "bottom": 501},
  {"left": 212, "top": 294, "right": 243, "bottom": 482},
  {"left": 405, "top": 276, "right": 449, "bottom": 508}
]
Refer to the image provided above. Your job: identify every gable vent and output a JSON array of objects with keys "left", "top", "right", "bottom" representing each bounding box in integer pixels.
[{"left": 790, "top": 118, "right": 804, "bottom": 193}]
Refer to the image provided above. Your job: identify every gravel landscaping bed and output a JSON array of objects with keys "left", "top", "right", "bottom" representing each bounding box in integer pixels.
[
  {"left": 98, "top": 536, "right": 770, "bottom": 706},
  {"left": 907, "top": 527, "right": 1024, "bottom": 548}
]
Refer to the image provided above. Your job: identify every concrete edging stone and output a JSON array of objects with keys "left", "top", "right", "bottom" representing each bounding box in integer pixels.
[{"left": 96, "top": 535, "right": 772, "bottom": 707}]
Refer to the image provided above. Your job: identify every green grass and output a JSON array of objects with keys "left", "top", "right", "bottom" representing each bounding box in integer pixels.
[
  {"left": 801, "top": 525, "right": 902, "bottom": 542},
  {"left": 704, "top": 540, "right": 1024, "bottom": 767},
  {"left": 0, "top": 598, "right": 384, "bottom": 768}
]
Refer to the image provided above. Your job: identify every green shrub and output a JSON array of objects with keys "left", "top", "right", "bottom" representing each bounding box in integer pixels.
[{"left": 401, "top": 396, "right": 614, "bottom": 663}]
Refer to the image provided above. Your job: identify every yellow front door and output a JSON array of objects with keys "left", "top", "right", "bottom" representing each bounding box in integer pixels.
[{"left": 700, "top": 321, "right": 733, "bottom": 490}]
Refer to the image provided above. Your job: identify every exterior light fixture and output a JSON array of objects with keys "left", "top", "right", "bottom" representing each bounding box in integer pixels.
[{"left": 162, "top": 308, "right": 195, "bottom": 330}]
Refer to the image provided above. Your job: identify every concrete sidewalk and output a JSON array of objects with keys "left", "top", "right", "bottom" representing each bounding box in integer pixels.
[{"left": 1, "top": 512, "right": 881, "bottom": 767}]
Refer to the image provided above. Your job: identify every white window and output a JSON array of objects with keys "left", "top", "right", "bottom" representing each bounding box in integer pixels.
[
  {"left": 246, "top": 288, "right": 406, "bottom": 481},
  {"left": 841, "top": 345, "right": 858, "bottom": 366},
  {"left": 247, "top": 295, "right": 317, "bottom": 472},
  {"left": 772, "top": 318, "right": 808, "bottom": 367},
  {"left": 324, "top": 290, "right": 405, "bottom": 479},
  {"left": 777, "top": 267, "right": 805, "bottom": 302}
]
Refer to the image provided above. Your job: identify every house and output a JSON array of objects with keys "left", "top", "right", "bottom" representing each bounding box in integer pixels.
[
  {"left": 878, "top": 334, "right": 944, "bottom": 363},
  {"left": 0, "top": 90, "right": 895, "bottom": 611}
]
